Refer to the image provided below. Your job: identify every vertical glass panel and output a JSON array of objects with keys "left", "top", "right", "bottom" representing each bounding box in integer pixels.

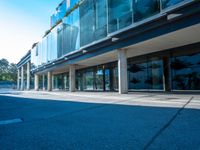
[
  {"left": 105, "top": 69, "right": 111, "bottom": 91},
  {"left": 95, "top": 0, "right": 107, "bottom": 40},
  {"left": 76, "top": 71, "right": 84, "bottom": 91},
  {"left": 62, "top": 8, "right": 80, "bottom": 54},
  {"left": 63, "top": 73, "right": 69, "bottom": 90},
  {"left": 171, "top": 53, "right": 200, "bottom": 90},
  {"left": 84, "top": 69, "right": 94, "bottom": 90},
  {"left": 94, "top": 68, "right": 104, "bottom": 91},
  {"left": 112, "top": 67, "right": 118, "bottom": 91},
  {"left": 57, "top": 26, "right": 64, "bottom": 58},
  {"left": 128, "top": 62, "right": 148, "bottom": 89},
  {"left": 162, "top": 0, "right": 183, "bottom": 9},
  {"left": 80, "top": 0, "right": 95, "bottom": 46},
  {"left": 53, "top": 74, "right": 64, "bottom": 90},
  {"left": 134, "top": 0, "right": 160, "bottom": 22},
  {"left": 147, "top": 59, "right": 163, "bottom": 89},
  {"left": 128, "top": 58, "right": 163, "bottom": 90},
  {"left": 108, "top": 0, "right": 133, "bottom": 33}
]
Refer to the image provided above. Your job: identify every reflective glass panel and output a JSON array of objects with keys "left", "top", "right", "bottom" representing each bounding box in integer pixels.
[
  {"left": 80, "top": 0, "right": 95, "bottom": 46},
  {"left": 62, "top": 8, "right": 80, "bottom": 54},
  {"left": 108, "top": 0, "right": 133, "bottom": 33},
  {"left": 162, "top": 0, "right": 183, "bottom": 9},
  {"left": 134, "top": 0, "right": 160, "bottom": 22},
  {"left": 171, "top": 52, "right": 200, "bottom": 90},
  {"left": 128, "top": 58, "right": 163, "bottom": 90}
]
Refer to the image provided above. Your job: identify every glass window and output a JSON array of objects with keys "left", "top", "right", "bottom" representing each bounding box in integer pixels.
[
  {"left": 94, "top": 68, "right": 104, "bottom": 91},
  {"left": 133, "top": 0, "right": 160, "bottom": 22},
  {"left": 162, "top": 0, "right": 183, "bottom": 9},
  {"left": 57, "top": 26, "right": 64, "bottom": 58},
  {"left": 80, "top": 0, "right": 95, "bottom": 46},
  {"left": 128, "top": 58, "right": 163, "bottom": 90},
  {"left": 53, "top": 74, "right": 65, "bottom": 90},
  {"left": 108, "top": 0, "right": 133, "bottom": 33},
  {"left": 84, "top": 69, "right": 94, "bottom": 90},
  {"left": 62, "top": 8, "right": 80, "bottom": 54},
  {"left": 147, "top": 59, "right": 163, "bottom": 89},
  {"left": 95, "top": 0, "right": 107, "bottom": 40},
  {"left": 171, "top": 52, "right": 200, "bottom": 90}
]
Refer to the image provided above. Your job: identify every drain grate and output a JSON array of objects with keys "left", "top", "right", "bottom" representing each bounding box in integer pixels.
[{"left": 0, "top": 118, "right": 23, "bottom": 125}]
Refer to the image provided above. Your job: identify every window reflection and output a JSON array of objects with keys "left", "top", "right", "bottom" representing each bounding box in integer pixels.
[
  {"left": 128, "top": 58, "right": 163, "bottom": 90},
  {"left": 134, "top": 0, "right": 160, "bottom": 22},
  {"left": 171, "top": 53, "right": 200, "bottom": 90},
  {"left": 108, "top": 0, "right": 133, "bottom": 33},
  {"left": 162, "top": 0, "right": 183, "bottom": 9}
]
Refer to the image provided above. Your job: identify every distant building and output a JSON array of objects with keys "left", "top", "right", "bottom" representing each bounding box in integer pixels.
[{"left": 17, "top": 0, "right": 200, "bottom": 93}]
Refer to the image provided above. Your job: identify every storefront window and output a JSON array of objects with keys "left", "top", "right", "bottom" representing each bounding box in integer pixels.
[
  {"left": 53, "top": 73, "right": 69, "bottom": 90},
  {"left": 171, "top": 52, "right": 200, "bottom": 90},
  {"left": 94, "top": 68, "right": 104, "bottom": 91},
  {"left": 84, "top": 69, "right": 94, "bottom": 90},
  {"left": 128, "top": 58, "right": 163, "bottom": 90}
]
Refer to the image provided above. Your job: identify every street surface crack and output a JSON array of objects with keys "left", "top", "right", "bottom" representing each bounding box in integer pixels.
[{"left": 143, "top": 96, "right": 194, "bottom": 150}]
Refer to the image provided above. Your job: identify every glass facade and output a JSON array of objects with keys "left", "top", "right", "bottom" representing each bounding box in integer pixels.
[
  {"left": 128, "top": 58, "right": 164, "bottom": 90},
  {"left": 133, "top": 0, "right": 160, "bottom": 22},
  {"left": 53, "top": 73, "right": 69, "bottom": 90},
  {"left": 171, "top": 52, "right": 200, "bottom": 90},
  {"left": 76, "top": 63, "right": 118, "bottom": 91},
  {"left": 162, "top": 0, "right": 184, "bottom": 9},
  {"left": 31, "top": 0, "right": 187, "bottom": 69},
  {"left": 108, "top": 0, "right": 133, "bottom": 33}
]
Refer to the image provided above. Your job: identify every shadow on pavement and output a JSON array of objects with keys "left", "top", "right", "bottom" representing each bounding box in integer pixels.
[{"left": 0, "top": 95, "right": 200, "bottom": 150}]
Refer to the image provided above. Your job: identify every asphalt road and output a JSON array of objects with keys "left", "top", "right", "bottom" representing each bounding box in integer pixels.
[{"left": 0, "top": 93, "right": 200, "bottom": 150}]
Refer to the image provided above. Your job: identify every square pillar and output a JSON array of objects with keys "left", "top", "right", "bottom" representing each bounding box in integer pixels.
[
  {"left": 118, "top": 49, "right": 128, "bottom": 94},
  {"left": 42, "top": 74, "right": 46, "bottom": 90},
  {"left": 17, "top": 69, "right": 20, "bottom": 90},
  {"left": 163, "top": 56, "right": 172, "bottom": 92},
  {"left": 20, "top": 66, "right": 24, "bottom": 91},
  {"left": 47, "top": 72, "right": 52, "bottom": 91},
  {"left": 69, "top": 65, "right": 76, "bottom": 92},
  {"left": 34, "top": 74, "right": 39, "bottom": 91},
  {"left": 26, "top": 62, "right": 30, "bottom": 90}
]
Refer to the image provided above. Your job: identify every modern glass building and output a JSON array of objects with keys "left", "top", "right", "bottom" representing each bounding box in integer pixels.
[{"left": 17, "top": 0, "right": 200, "bottom": 94}]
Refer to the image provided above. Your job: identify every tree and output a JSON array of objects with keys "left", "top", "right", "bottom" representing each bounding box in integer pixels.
[{"left": 0, "top": 59, "right": 17, "bottom": 83}]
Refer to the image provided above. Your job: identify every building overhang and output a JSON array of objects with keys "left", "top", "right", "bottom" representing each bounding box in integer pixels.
[{"left": 17, "top": 50, "right": 31, "bottom": 69}]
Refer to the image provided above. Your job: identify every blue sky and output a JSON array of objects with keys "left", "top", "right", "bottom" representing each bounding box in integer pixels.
[{"left": 0, "top": 0, "right": 62, "bottom": 63}]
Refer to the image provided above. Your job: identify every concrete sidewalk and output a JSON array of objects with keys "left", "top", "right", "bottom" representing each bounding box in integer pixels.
[{"left": 0, "top": 90, "right": 200, "bottom": 149}]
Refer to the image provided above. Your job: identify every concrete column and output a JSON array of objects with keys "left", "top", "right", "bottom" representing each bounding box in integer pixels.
[
  {"left": 118, "top": 49, "right": 128, "bottom": 94},
  {"left": 20, "top": 66, "right": 24, "bottom": 90},
  {"left": 34, "top": 74, "right": 39, "bottom": 91},
  {"left": 47, "top": 72, "right": 52, "bottom": 91},
  {"left": 163, "top": 56, "right": 172, "bottom": 92},
  {"left": 52, "top": 75, "right": 54, "bottom": 90},
  {"left": 26, "top": 62, "right": 30, "bottom": 90},
  {"left": 17, "top": 69, "right": 20, "bottom": 90},
  {"left": 69, "top": 65, "right": 76, "bottom": 92},
  {"left": 42, "top": 74, "right": 45, "bottom": 91}
]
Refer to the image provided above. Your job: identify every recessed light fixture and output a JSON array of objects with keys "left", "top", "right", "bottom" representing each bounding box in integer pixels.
[
  {"left": 65, "top": 57, "right": 68, "bottom": 60},
  {"left": 111, "top": 37, "right": 120, "bottom": 42},
  {"left": 167, "top": 13, "right": 182, "bottom": 20},
  {"left": 82, "top": 50, "right": 87, "bottom": 54}
]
